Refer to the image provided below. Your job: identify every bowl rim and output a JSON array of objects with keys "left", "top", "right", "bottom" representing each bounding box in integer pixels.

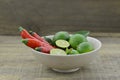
[{"left": 32, "top": 36, "right": 102, "bottom": 57}]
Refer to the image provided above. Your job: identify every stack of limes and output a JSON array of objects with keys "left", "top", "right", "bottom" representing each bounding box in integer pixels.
[{"left": 44, "top": 31, "right": 94, "bottom": 55}]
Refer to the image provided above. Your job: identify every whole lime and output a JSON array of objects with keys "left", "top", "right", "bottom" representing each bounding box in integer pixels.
[
  {"left": 69, "top": 34, "right": 87, "bottom": 49},
  {"left": 53, "top": 31, "right": 70, "bottom": 42},
  {"left": 77, "top": 42, "right": 94, "bottom": 53}
]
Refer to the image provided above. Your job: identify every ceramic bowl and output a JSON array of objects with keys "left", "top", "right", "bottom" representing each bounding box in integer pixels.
[{"left": 32, "top": 35, "right": 102, "bottom": 73}]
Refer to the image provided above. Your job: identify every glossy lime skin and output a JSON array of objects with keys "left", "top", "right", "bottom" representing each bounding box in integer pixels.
[
  {"left": 77, "top": 42, "right": 94, "bottom": 53},
  {"left": 53, "top": 31, "right": 70, "bottom": 42},
  {"left": 69, "top": 34, "right": 87, "bottom": 49}
]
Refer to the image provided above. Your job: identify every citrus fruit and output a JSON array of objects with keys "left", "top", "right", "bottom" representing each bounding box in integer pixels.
[
  {"left": 53, "top": 31, "right": 70, "bottom": 42},
  {"left": 69, "top": 34, "right": 87, "bottom": 49},
  {"left": 56, "top": 40, "right": 70, "bottom": 48},
  {"left": 50, "top": 48, "right": 67, "bottom": 55},
  {"left": 77, "top": 42, "right": 94, "bottom": 53}
]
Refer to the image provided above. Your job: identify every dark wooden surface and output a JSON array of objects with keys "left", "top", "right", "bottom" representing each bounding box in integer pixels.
[
  {"left": 0, "top": 0, "right": 120, "bottom": 35},
  {"left": 0, "top": 34, "right": 120, "bottom": 80}
]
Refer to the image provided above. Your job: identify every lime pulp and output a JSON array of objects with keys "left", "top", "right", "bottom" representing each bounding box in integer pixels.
[
  {"left": 50, "top": 48, "right": 67, "bottom": 55},
  {"left": 56, "top": 40, "right": 70, "bottom": 48}
]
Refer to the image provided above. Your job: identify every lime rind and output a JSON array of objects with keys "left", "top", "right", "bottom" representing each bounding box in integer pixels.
[
  {"left": 77, "top": 42, "right": 94, "bottom": 53},
  {"left": 69, "top": 34, "right": 87, "bottom": 49},
  {"left": 53, "top": 31, "right": 70, "bottom": 42}
]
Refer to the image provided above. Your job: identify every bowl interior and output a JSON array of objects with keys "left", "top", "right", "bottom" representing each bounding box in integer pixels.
[
  {"left": 32, "top": 35, "right": 102, "bottom": 71},
  {"left": 33, "top": 35, "right": 102, "bottom": 56}
]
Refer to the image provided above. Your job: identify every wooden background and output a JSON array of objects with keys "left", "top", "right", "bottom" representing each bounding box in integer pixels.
[{"left": 0, "top": 0, "right": 120, "bottom": 36}]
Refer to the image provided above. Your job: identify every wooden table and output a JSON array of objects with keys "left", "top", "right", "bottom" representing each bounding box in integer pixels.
[{"left": 0, "top": 33, "right": 120, "bottom": 80}]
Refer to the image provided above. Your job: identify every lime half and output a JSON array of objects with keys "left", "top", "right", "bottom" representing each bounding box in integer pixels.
[
  {"left": 50, "top": 48, "right": 67, "bottom": 55},
  {"left": 56, "top": 40, "right": 70, "bottom": 48}
]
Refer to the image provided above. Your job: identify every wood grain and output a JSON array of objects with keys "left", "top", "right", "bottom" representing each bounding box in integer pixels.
[
  {"left": 0, "top": 0, "right": 120, "bottom": 35},
  {"left": 0, "top": 34, "right": 120, "bottom": 80}
]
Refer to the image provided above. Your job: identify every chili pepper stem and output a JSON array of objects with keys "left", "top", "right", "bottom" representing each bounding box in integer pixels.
[
  {"left": 21, "top": 39, "right": 28, "bottom": 45},
  {"left": 18, "top": 26, "right": 24, "bottom": 32},
  {"left": 35, "top": 47, "right": 41, "bottom": 51}
]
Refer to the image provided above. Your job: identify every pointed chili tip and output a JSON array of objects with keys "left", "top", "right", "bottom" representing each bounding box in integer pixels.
[
  {"left": 21, "top": 39, "right": 28, "bottom": 45},
  {"left": 35, "top": 47, "right": 41, "bottom": 51},
  {"left": 18, "top": 26, "right": 24, "bottom": 32}
]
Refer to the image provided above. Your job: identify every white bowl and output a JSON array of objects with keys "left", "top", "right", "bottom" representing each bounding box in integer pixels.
[{"left": 32, "top": 35, "right": 102, "bottom": 73}]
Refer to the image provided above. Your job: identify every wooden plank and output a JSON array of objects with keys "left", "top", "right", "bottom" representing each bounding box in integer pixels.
[{"left": 0, "top": 75, "right": 20, "bottom": 80}]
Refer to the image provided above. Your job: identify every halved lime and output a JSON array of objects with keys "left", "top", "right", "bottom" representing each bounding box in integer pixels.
[
  {"left": 55, "top": 40, "right": 70, "bottom": 48},
  {"left": 50, "top": 48, "right": 67, "bottom": 55}
]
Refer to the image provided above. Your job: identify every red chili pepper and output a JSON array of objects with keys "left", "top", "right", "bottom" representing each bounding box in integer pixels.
[
  {"left": 19, "top": 27, "right": 35, "bottom": 39},
  {"left": 35, "top": 46, "right": 53, "bottom": 53},
  {"left": 29, "top": 31, "right": 49, "bottom": 44},
  {"left": 22, "top": 39, "right": 44, "bottom": 49},
  {"left": 20, "top": 27, "right": 54, "bottom": 52},
  {"left": 22, "top": 38, "right": 54, "bottom": 50},
  {"left": 29, "top": 31, "right": 54, "bottom": 48}
]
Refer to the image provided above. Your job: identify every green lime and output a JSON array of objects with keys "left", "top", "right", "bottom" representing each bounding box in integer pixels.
[
  {"left": 77, "top": 42, "right": 94, "bottom": 53},
  {"left": 50, "top": 48, "right": 67, "bottom": 55},
  {"left": 69, "top": 34, "right": 87, "bottom": 49},
  {"left": 53, "top": 31, "right": 70, "bottom": 42},
  {"left": 68, "top": 49, "right": 79, "bottom": 55},
  {"left": 56, "top": 40, "right": 70, "bottom": 48}
]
